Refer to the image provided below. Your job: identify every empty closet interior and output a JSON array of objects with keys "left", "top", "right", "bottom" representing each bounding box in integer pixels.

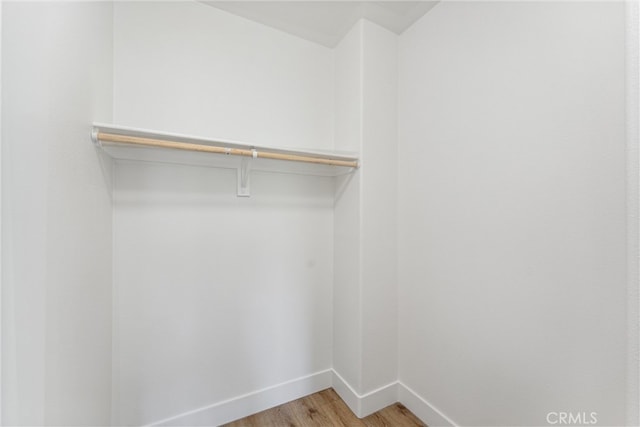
[{"left": 1, "top": 1, "right": 631, "bottom": 426}]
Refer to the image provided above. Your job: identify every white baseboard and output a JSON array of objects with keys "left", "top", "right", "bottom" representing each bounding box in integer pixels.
[
  {"left": 331, "top": 370, "right": 399, "bottom": 418},
  {"left": 147, "top": 369, "right": 332, "bottom": 426},
  {"left": 146, "top": 370, "right": 455, "bottom": 427},
  {"left": 331, "top": 370, "right": 362, "bottom": 416},
  {"left": 398, "top": 381, "right": 458, "bottom": 427},
  {"left": 360, "top": 381, "right": 399, "bottom": 417}
]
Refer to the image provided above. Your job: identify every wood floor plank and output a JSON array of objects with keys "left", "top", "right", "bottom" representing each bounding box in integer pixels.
[
  {"left": 227, "top": 405, "right": 296, "bottom": 427},
  {"left": 282, "top": 393, "right": 337, "bottom": 426},
  {"left": 318, "top": 398, "right": 366, "bottom": 427},
  {"left": 222, "top": 389, "right": 425, "bottom": 427},
  {"left": 362, "top": 404, "right": 425, "bottom": 427},
  {"left": 299, "top": 388, "right": 341, "bottom": 408}
]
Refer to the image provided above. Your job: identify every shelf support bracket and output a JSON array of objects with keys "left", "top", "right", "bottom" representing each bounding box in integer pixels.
[{"left": 237, "top": 150, "right": 255, "bottom": 197}]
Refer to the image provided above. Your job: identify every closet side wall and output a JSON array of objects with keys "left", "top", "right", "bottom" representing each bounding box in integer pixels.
[
  {"left": 2, "top": 2, "right": 114, "bottom": 425},
  {"left": 360, "top": 20, "right": 398, "bottom": 395},
  {"left": 111, "top": 3, "right": 335, "bottom": 425},
  {"left": 398, "top": 2, "right": 626, "bottom": 426},
  {"left": 333, "top": 21, "right": 364, "bottom": 396},
  {"left": 333, "top": 20, "right": 398, "bottom": 416}
]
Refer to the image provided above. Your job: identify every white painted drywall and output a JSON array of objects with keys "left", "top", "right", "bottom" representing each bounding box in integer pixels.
[
  {"left": 113, "top": 163, "right": 334, "bottom": 426},
  {"left": 626, "top": 3, "right": 640, "bottom": 426},
  {"left": 333, "top": 20, "right": 398, "bottom": 414},
  {"left": 113, "top": 1, "right": 334, "bottom": 151},
  {"left": 0, "top": 1, "right": 4, "bottom": 421},
  {"left": 398, "top": 2, "right": 626, "bottom": 426},
  {"left": 360, "top": 20, "right": 398, "bottom": 395},
  {"left": 111, "top": 2, "right": 335, "bottom": 425},
  {"left": 2, "top": 2, "right": 114, "bottom": 425},
  {"left": 333, "top": 20, "right": 364, "bottom": 395}
]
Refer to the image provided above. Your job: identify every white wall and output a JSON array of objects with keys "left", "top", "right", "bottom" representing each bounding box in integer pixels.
[
  {"left": 111, "top": 2, "right": 335, "bottom": 425},
  {"left": 113, "top": 1, "right": 334, "bottom": 150},
  {"left": 398, "top": 2, "right": 626, "bottom": 426},
  {"left": 626, "top": 3, "right": 640, "bottom": 425},
  {"left": 333, "top": 21, "right": 364, "bottom": 396},
  {"left": 360, "top": 20, "right": 397, "bottom": 395},
  {"left": 113, "top": 163, "right": 334, "bottom": 426},
  {"left": 333, "top": 19, "right": 398, "bottom": 416},
  {"left": 2, "top": 2, "right": 114, "bottom": 425},
  {"left": 0, "top": 0, "right": 3, "bottom": 418}
]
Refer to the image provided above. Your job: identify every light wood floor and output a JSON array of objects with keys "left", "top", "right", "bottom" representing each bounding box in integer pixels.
[{"left": 223, "top": 388, "right": 426, "bottom": 427}]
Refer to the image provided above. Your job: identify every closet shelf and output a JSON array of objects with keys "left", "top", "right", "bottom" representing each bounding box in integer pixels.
[{"left": 91, "top": 123, "right": 359, "bottom": 177}]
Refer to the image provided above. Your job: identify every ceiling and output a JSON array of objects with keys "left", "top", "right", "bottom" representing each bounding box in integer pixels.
[{"left": 200, "top": 1, "right": 439, "bottom": 47}]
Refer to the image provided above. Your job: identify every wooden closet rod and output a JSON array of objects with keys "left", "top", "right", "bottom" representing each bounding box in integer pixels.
[{"left": 96, "top": 132, "right": 359, "bottom": 168}]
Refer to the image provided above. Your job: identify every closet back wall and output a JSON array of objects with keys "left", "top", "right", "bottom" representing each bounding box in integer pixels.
[{"left": 111, "top": 2, "right": 335, "bottom": 425}]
